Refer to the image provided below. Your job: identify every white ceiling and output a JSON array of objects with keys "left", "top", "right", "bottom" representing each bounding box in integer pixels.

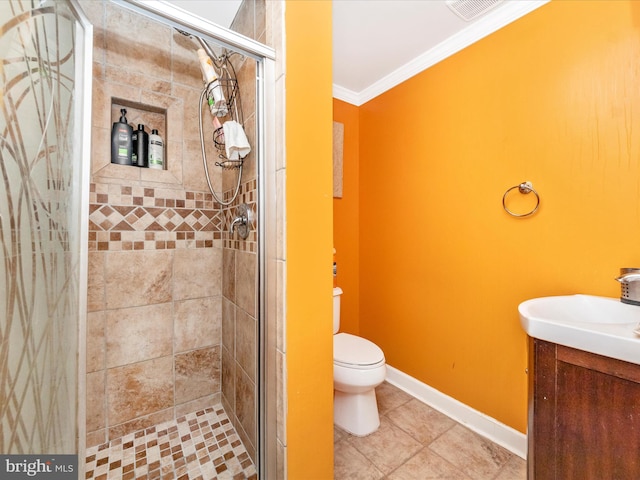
[
  {"left": 167, "top": 0, "right": 243, "bottom": 30},
  {"left": 332, "top": 0, "right": 548, "bottom": 105},
  {"left": 168, "top": 0, "right": 548, "bottom": 106}
]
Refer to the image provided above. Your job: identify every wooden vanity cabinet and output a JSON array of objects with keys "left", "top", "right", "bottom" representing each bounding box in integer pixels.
[{"left": 528, "top": 338, "right": 640, "bottom": 479}]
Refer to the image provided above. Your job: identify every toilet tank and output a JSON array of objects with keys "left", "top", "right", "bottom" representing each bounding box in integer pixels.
[{"left": 333, "top": 287, "right": 343, "bottom": 334}]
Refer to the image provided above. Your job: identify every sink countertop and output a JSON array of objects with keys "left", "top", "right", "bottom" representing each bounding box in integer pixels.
[{"left": 519, "top": 294, "right": 640, "bottom": 365}]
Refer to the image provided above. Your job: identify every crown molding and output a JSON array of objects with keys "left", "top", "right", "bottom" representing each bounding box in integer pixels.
[
  {"left": 332, "top": 84, "right": 362, "bottom": 106},
  {"left": 333, "top": 0, "right": 549, "bottom": 106}
]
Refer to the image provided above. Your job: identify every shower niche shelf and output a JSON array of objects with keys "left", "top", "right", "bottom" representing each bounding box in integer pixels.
[{"left": 111, "top": 98, "right": 167, "bottom": 169}]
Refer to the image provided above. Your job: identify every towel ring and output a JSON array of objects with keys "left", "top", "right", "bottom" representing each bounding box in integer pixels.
[{"left": 502, "top": 181, "right": 540, "bottom": 217}]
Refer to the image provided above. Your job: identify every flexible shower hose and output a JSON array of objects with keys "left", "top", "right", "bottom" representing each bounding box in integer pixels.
[{"left": 198, "top": 85, "right": 243, "bottom": 206}]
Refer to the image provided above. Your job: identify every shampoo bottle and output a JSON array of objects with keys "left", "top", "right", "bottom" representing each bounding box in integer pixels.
[
  {"left": 111, "top": 108, "right": 133, "bottom": 165},
  {"left": 148, "top": 129, "right": 164, "bottom": 170},
  {"left": 132, "top": 124, "right": 149, "bottom": 167}
]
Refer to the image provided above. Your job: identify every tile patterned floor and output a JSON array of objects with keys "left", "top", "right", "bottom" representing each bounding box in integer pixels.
[
  {"left": 335, "top": 382, "right": 527, "bottom": 480},
  {"left": 85, "top": 405, "right": 256, "bottom": 480}
]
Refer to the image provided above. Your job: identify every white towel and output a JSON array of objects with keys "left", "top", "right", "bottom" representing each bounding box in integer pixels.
[{"left": 222, "top": 120, "right": 251, "bottom": 160}]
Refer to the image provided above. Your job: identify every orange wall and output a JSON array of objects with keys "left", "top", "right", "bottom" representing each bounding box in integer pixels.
[
  {"left": 285, "top": 0, "right": 334, "bottom": 477},
  {"left": 349, "top": 0, "right": 640, "bottom": 433},
  {"left": 333, "top": 99, "right": 360, "bottom": 334}
]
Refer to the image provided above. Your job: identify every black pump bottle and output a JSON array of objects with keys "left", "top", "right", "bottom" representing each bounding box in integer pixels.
[
  {"left": 111, "top": 108, "right": 133, "bottom": 165},
  {"left": 132, "top": 124, "right": 149, "bottom": 167}
]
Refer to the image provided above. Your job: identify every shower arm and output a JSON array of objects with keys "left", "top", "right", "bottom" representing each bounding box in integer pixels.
[
  {"left": 195, "top": 36, "right": 221, "bottom": 66},
  {"left": 175, "top": 28, "right": 222, "bottom": 65}
]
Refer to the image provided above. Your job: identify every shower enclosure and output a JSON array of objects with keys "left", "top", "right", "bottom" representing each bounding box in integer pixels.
[
  {"left": 83, "top": 0, "right": 276, "bottom": 477},
  {"left": 1, "top": 0, "right": 277, "bottom": 478},
  {"left": 0, "top": 0, "right": 92, "bottom": 455}
]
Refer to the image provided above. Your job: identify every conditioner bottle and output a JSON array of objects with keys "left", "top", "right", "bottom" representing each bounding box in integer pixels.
[{"left": 148, "top": 129, "right": 164, "bottom": 170}]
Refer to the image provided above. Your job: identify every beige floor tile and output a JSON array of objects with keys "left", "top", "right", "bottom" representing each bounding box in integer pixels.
[
  {"left": 376, "top": 381, "right": 413, "bottom": 415},
  {"left": 347, "top": 416, "right": 423, "bottom": 475},
  {"left": 494, "top": 454, "right": 527, "bottom": 480},
  {"left": 428, "top": 425, "right": 514, "bottom": 480},
  {"left": 335, "top": 383, "right": 526, "bottom": 480},
  {"left": 386, "top": 398, "right": 457, "bottom": 444},
  {"left": 334, "top": 440, "right": 384, "bottom": 480},
  {"left": 387, "top": 447, "right": 473, "bottom": 480}
]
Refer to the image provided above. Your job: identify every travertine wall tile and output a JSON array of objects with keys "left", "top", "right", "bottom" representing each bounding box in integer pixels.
[
  {"left": 235, "top": 250, "right": 256, "bottom": 317},
  {"left": 173, "top": 247, "right": 222, "bottom": 300},
  {"left": 222, "top": 297, "right": 236, "bottom": 355},
  {"left": 107, "top": 356, "right": 173, "bottom": 425},
  {"left": 236, "top": 308, "right": 256, "bottom": 382},
  {"left": 106, "top": 303, "right": 173, "bottom": 367},
  {"left": 87, "top": 252, "right": 105, "bottom": 312},
  {"left": 174, "top": 297, "right": 221, "bottom": 352},
  {"left": 221, "top": 344, "right": 236, "bottom": 413},
  {"left": 233, "top": 0, "right": 255, "bottom": 39},
  {"left": 223, "top": 247, "right": 236, "bottom": 302},
  {"left": 86, "top": 370, "right": 106, "bottom": 433},
  {"left": 106, "top": 64, "right": 172, "bottom": 95},
  {"left": 105, "top": 3, "right": 171, "bottom": 80},
  {"left": 86, "top": 311, "right": 106, "bottom": 373},
  {"left": 171, "top": 34, "right": 203, "bottom": 88},
  {"left": 235, "top": 367, "right": 256, "bottom": 448},
  {"left": 104, "top": 250, "right": 173, "bottom": 309},
  {"left": 175, "top": 347, "right": 220, "bottom": 404}
]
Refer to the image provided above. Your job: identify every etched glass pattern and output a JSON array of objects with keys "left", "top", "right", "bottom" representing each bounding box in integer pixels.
[{"left": 0, "top": 0, "right": 80, "bottom": 453}]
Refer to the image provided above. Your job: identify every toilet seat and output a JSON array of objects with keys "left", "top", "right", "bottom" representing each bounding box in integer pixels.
[{"left": 334, "top": 333, "right": 385, "bottom": 370}]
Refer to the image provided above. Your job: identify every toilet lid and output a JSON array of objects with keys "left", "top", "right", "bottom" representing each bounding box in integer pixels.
[{"left": 334, "top": 333, "right": 385, "bottom": 368}]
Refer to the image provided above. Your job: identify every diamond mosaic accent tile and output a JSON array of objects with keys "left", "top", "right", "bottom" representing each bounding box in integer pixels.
[
  {"left": 89, "top": 183, "right": 224, "bottom": 251},
  {"left": 89, "top": 181, "right": 258, "bottom": 252},
  {"left": 85, "top": 406, "right": 256, "bottom": 480}
]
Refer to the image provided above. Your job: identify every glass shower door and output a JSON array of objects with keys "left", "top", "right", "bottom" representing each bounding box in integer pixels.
[{"left": 0, "top": 0, "right": 91, "bottom": 456}]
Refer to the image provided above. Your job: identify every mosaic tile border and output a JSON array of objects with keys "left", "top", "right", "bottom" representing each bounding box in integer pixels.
[
  {"left": 89, "top": 181, "right": 258, "bottom": 253},
  {"left": 222, "top": 178, "right": 258, "bottom": 253},
  {"left": 89, "top": 183, "right": 222, "bottom": 252},
  {"left": 85, "top": 406, "right": 256, "bottom": 480}
]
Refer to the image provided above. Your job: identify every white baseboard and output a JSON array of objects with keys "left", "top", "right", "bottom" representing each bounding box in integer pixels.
[{"left": 385, "top": 365, "right": 527, "bottom": 459}]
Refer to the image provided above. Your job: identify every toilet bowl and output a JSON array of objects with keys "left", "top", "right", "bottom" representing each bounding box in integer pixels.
[{"left": 333, "top": 288, "right": 386, "bottom": 436}]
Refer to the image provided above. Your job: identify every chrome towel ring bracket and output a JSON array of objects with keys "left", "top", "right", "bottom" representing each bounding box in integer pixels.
[{"left": 502, "top": 181, "right": 540, "bottom": 218}]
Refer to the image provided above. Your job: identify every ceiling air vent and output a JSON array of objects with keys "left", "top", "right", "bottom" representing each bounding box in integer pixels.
[{"left": 445, "top": 0, "right": 504, "bottom": 21}]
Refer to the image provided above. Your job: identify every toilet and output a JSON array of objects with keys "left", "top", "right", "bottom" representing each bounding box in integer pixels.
[{"left": 333, "top": 287, "right": 386, "bottom": 436}]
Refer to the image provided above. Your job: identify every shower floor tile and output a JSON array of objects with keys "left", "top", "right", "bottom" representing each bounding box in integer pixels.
[{"left": 85, "top": 405, "right": 256, "bottom": 480}]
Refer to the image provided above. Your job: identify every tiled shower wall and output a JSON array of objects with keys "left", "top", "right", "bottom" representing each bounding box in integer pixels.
[
  {"left": 81, "top": 0, "right": 259, "bottom": 450},
  {"left": 220, "top": 0, "right": 264, "bottom": 463}
]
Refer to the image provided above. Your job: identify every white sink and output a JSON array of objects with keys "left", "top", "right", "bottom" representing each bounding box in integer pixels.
[{"left": 519, "top": 294, "right": 640, "bottom": 365}]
